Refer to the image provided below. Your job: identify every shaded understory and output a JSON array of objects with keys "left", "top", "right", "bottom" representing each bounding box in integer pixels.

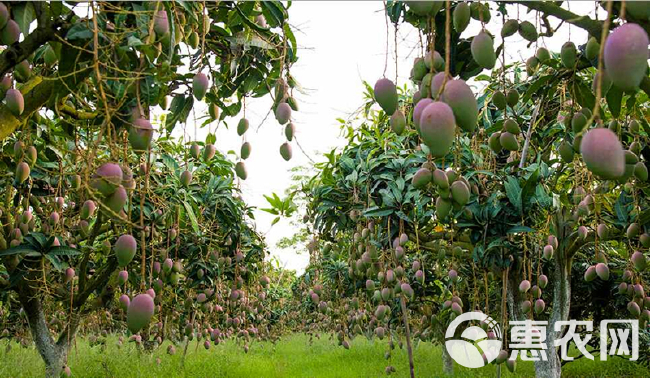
[{"left": 1, "top": 333, "right": 647, "bottom": 378}]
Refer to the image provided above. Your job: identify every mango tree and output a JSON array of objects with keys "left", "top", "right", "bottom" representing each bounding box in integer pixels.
[{"left": 0, "top": 1, "right": 298, "bottom": 376}]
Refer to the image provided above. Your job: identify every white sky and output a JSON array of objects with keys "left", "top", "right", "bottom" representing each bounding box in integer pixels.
[{"left": 175, "top": 1, "right": 600, "bottom": 275}]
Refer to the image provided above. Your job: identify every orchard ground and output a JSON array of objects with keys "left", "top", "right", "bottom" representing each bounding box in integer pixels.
[{"left": 1, "top": 334, "right": 647, "bottom": 378}]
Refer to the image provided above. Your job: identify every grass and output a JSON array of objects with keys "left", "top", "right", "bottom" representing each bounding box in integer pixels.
[{"left": 1, "top": 333, "right": 647, "bottom": 377}]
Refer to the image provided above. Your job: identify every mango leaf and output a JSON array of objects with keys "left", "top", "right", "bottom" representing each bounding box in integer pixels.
[
  {"left": 523, "top": 75, "right": 554, "bottom": 103},
  {"left": 47, "top": 247, "right": 81, "bottom": 257},
  {"left": 363, "top": 207, "right": 394, "bottom": 217},
  {"left": 504, "top": 176, "right": 522, "bottom": 215},
  {"left": 45, "top": 254, "right": 63, "bottom": 271},
  {"left": 0, "top": 245, "right": 37, "bottom": 256},
  {"left": 606, "top": 86, "right": 623, "bottom": 118},
  {"left": 66, "top": 23, "right": 93, "bottom": 40},
  {"left": 13, "top": 2, "right": 36, "bottom": 36},
  {"left": 507, "top": 225, "right": 535, "bottom": 234},
  {"left": 24, "top": 233, "right": 48, "bottom": 250},
  {"left": 183, "top": 200, "right": 200, "bottom": 233},
  {"left": 165, "top": 95, "right": 194, "bottom": 133},
  {"left": 574, "top": 78, "right": 596, "bottom": 110},
  {"left": 261, "top": 1, "right": 287, "bottom": 27},
  {"left": 127, "top": 35, "right": 143, "bottom": 47}
]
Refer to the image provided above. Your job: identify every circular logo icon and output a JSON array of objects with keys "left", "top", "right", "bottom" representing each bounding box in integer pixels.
[{"left": 445, "top": 311, "right": 502, "bottom": 368}]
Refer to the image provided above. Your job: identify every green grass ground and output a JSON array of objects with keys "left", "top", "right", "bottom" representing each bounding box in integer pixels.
[{"left": 0, "top": 333, "right": 647, "bottom": 377}]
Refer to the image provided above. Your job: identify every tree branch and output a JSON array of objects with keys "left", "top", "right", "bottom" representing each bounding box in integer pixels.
[
  {"left": 0, "top": 36, "right": 92, "bottom": 141},
  {"left": 0, "top": 16, "right": 67, "bottom": 77},
  {"left": 513, "top": 1, "right": 604, "bottom": 37},
  {"left": 74, "top": 256, "right": 118, "bottom": 308}
]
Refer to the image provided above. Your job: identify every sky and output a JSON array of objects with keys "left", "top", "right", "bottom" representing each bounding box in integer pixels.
[{"left": 179, "top": 1, "right": 602, "bottom": 275}]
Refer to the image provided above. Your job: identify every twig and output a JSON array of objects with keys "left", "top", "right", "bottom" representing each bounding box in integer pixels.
[
  {"left": 294, "top": 136, "right": 316, "bottom": 164},
  {"left": 518, "top": 99, "right": 544, "bottom": 169}
]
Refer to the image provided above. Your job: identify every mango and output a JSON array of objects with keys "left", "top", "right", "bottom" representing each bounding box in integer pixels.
[
  {"left": 501, "top": 19, "right": 518, "bottom": 38},
  {"left": 436, "top": 197, "right": 452, "bottom": 220},
  {"left": 275, "top": 102, "right": 292, "bottom": 124},
  {"left": 390, "top": 109, "right": 406, "bottom": 135},
  {"left": 203, "top": 144, "right": 216, "bottom": 161},
  {"left": 488, "top": 132, "right": 502, "bottom": 153},
  {"left": 470, "top": 2, "right": 490, "bottom": 22},
  {"left": 536, "top": 47, "right": 551, "bottom": 63},
  {"left": 584, "top": 265, "right": 597, "bottom": 282},
  {"left": 430, "top": 72, "right": 449, "bottom": 99},
  {"left": 560, "top": 42, "right": 578, "bottom": 69},
  {"left": 471, "top": 31, "right": 496, "bottom": 69},
  {"left": 235, "top": 161, "right": 247, "bottom": 180},
  {"left": 631, "top": 251, "right": 646, "bottom": 271},
  {"left": 419, "top": 102, "right": 456, "bottom": 157},
  {"left": 129, "top": 118, "right": 154, "bottom": 152},
  {"left": 604, "top": 23, "right": 649, "bottom": 91},
  {"left": 180, "top": 170, "right": 192, "bottom": 187},
  {"left": 209, "top": 104, "right": 220, "bottom": 120},
  {"left": 106, "top": 186, "right": 127, "bottom": 213},
  {"left": 0, "top": 3, "right": 7, "bottom": 30},
  {"left": 580, "top": 128, "right": 625, "bottom": 179},
  {"left": 285, "top": 123, "right": 295, "bottom": 141},
  {"left": 374, "top": 78, "right": 398, "bottom": 116},
  {"left": 424, "top": 50, "right": 445, "bottom": 72},
  {"left": 153, "top": 10, "right": 169, "bottom": 36},
  {"left": 558, "top": 141, "right": 574, "bottom": 163},
  {"left": 5, "top": 88, "right": 23, "bottom": 116},
  {"left": 193, "top": 73, "right": 209, "bottom": 100},
  {"left": 412, "top": 168, "right": 432, "bottom": 189},
  {"left": 280, "top": 142, "right": 292, "bottom": 161},
  {"left": 492, "top": 91, "right": 506, "bottom": 110},
  {"left": 526, "top": 56, "right": 539, "bottom": 75},
  {"left": 628, "top": 301, "right": 641, "bottom": 317},
  {"left": 406, "top": 1, "right": 443, "bottom": 16},
  {"left": 634, "top": 162, "right": 648, "bottom": 181},
  {"left": 411, "top": 58, "right": 427, "bottom": 82},
  {"left": 499, "top": 132, "right": 518, "bottom": 151},
  {"left": 592, "top": 69, "right": 612, "bottom": 96},
  {"left": 518, "top": 21, "right": 538, "bottom": 42},
  {"left": 240, "top": 142, "right": 251, "bottom": 160},
  {"left": 119, "top": 294, "right": 130, "bottom": 311},
  {"left": 190, "top": 143, "right": 200, "bottom": 159},
  {"left": 538, "top": 275, "right": 548, "bottom": 289},
  {"left": 450, "top": 180, "right": 470, "bottom": 205},
  {"left": 595, "top": 263, "right": 610, "bottom": 280},
  {"left": 586, "top": 37, "right": 599, "bottom": 60},
  {"left": 237, "top": 118, "right": 249, "bottom": 136},
  {"left": 453, "top": 2, "right": 471, "bottom": 33},
  {"left": 127, "top": 294, "right": 154, "bottom": 333},
  {"left": 115, "top": 234, "right": 137, "bottom": 267},
  {"left": 118, "top": 270, "right": 128, "bottom": 285},
  {"left": 504, "top": 119, "right": 521, "bottom": 134},
  {"left": 441, "top": 79, "right": 478, "bottom": 132},
  {"left": 0, "top": 19, "right": 19, "bottom": 45},
  {"left": 15, "top": 161, "right": 29, "bottom": 183}
]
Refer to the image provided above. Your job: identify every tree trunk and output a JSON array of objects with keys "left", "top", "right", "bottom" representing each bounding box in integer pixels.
[
  {"left": 507, "top": 254, "right": 571, "bottom": 378},
  {"left": 441, "top": 344, "right": 454, "bottom": 375},
  {"left": 399, "top": 295, "right": 416, "bottom": 378},
  {"left": 18, "top": 280, "right": 78, "bottom": 377},
  {"left": 533, "top": 254, "right": 571, "bottom": 378}
]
